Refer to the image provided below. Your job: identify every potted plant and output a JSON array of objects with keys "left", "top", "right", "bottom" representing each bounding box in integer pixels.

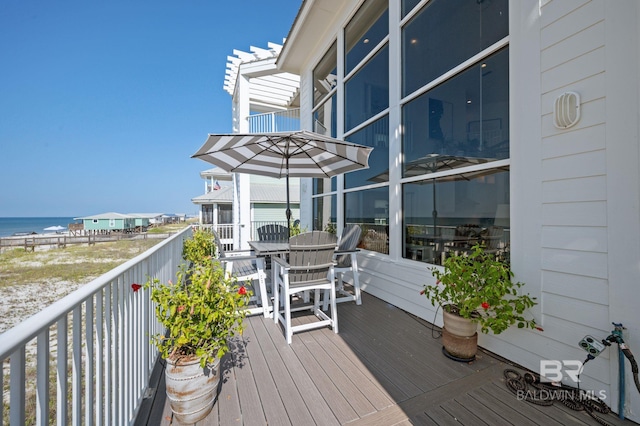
[
  {"left": 421, "top": 244, "right": 538, "bottom": 361},
  {"left": 143, "top": 233, "right": 250, "bottom": 423}
]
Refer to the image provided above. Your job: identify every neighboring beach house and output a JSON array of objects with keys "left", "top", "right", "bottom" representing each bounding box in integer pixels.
[
  {"left": 194, "top": 41, "right": 302, "bottom": 249},
  {"left": 75, "top": 212, "right": 136, "bottom": 234},
  {"left": 192, "top": 167, "right": 300, "bottom": 240},
  {"left": 271, "top": 0, "right": 640, "bottom": 421}
]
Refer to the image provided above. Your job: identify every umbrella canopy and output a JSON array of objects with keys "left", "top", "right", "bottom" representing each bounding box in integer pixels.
[{"left": 192, "top": 130, "right": 373, "bottom": 228}]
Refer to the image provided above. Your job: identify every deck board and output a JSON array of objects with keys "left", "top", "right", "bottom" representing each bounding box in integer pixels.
[{"left": 138, "top": 292, "right": 638, "bottom": 426}]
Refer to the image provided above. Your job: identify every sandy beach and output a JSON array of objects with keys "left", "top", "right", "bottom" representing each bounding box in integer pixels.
[{"left": 0, "top": 235, "right": 162, "bottom": 334}]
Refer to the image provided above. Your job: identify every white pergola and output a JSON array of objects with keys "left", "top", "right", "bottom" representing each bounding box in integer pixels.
[{"left": 224, "top": 41, "right": 300, "bottom": 112}]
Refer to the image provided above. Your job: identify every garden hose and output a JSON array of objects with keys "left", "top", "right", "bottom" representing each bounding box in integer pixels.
[{"left": 504, "top": 368, "right": 613, "bottom": 426}]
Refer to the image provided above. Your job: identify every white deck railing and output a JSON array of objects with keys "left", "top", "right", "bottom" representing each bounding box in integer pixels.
[
  {"left": 0, "top": 226, "right": 192, "bottom": 426},
  {"left": 248, "top": 109, "right": 300, "bottom": 133}
]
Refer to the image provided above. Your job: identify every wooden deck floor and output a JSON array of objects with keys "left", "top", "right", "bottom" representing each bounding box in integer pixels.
[{"left": 136, "top": 292, "right": 637, "bottom": 426}]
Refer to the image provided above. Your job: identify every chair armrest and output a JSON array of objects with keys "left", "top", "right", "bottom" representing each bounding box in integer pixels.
[
  {"left": 220, "top": 254, "right": 260, "bottom": 262},
  {"left": 334, "top": 248, "right": 360, "bottom": 255},
  {"left": 225, "top": 249, "right": 256, "bottom": 257},
  {"left": 272, "top": 256, "right": 290, "bottom": 270}
]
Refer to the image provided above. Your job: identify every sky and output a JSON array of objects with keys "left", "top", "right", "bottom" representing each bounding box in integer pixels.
[{"left": 0, "top": 1, "right": 300, "bottom": 217}]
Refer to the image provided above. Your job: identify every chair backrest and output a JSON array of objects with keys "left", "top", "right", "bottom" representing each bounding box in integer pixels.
[
  {"left": 336, "top": 224, "right": 362, "bottom": 268},
  {"left": 287, "top": 231, "right": 337, "bottom": 285},
  {"left": 483, "top": 225, "right": 504, "bottom": 250},
  {"left": 257, "top": 224, "right": 289, "bottom": 242}
]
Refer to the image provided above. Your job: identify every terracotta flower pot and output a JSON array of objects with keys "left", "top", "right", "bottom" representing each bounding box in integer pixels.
[
  {"left": 165, "top": 355, "right": 220, "bottom": 424},
  {"left": 442, "top": 307, "right": 478, "bottom": 361}
]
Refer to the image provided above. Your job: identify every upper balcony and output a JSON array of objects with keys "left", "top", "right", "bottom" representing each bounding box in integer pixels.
[{"left": 248, "top": 108, "right": 300, "bottom": 133}]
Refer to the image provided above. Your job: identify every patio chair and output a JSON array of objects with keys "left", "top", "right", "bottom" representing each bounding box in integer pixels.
[
  {"left": 257, "top": 223, "right": 289, "bottom": 270},
  {"left": 480, "top": 225, "right": 504, "bottom": 255},
  {"left": 257, "top": 224, "right": 289, "bottom": 242},
  {"left": 211, "top": 230, "right": 269, "bottom": 318},
  {"left": 323, "top": 224, "right": 362, "bottom": 310},
  {"left": 272, "top": 231, "right": 338, "bottom": 344}
]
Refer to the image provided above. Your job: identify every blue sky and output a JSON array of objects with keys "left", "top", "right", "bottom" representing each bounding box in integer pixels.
[{"left": 0, "top": 1, "right": 299, "bottom": 217}]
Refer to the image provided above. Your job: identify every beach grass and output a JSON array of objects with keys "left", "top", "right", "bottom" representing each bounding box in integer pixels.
[
  {"left": 0, "top": 238, "right": 162, "bottom": 288},
  {"left": 0, "top": 220, "right": 196, "bottom": 288}
]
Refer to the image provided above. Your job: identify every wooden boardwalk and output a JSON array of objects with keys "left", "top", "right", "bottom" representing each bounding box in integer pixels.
[{"left": 136, "top": 293, "right": 637, "bottom": 426}]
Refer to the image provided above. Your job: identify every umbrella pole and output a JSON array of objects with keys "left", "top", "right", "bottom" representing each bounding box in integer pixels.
[{"left": 285, "top": 157, "right": 291, "bottom": 236}]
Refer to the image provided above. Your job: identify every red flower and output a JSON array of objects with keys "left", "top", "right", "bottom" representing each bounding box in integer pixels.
[
  {"left": 419, "top": 289, "right": 425, "bottom": 295},
  {"left": 481, "top": 302, "right": 490, "bottom": 310},
  {"left": 238, "top": 286, "right": 247, "bottom": 296},
  {"left": 131, "top": 283, "right": 142, "bottom": 293},
  {"left": 436, "top": 280, "right": 441, "bottom": 285}
]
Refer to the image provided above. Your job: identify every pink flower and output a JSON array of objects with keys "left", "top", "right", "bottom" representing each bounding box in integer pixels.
[
  {"left": 131, "top": 283, "right": 142, "bottom": 293},
  {"left": 177, "top": 306, "right": 185, "bottom": 313},
  {"left": 481, "top": 302, "right": 490, "bottom": 310}
]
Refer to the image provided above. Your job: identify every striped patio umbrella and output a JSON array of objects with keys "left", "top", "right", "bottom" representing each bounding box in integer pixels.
[{"left": 192, "top": 130, "right": 373, "bottom": 229}]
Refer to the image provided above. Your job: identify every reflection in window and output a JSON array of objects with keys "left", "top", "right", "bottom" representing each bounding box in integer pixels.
[
  {"left": 345, "top": 0, "right": 388, "bottom": 75},
  {"left": 313, "top": 41, "right": 337, "bottom": 108},
  {"left": 401, "top": 0, "right": 421, "bottom": 18},
  {"left": 344, "top": 45, "right": 389, "bottom": 132},
  {"left": 403, "top": 169, "right": 509, "bottom": 265},
  {"left": 402, "top": 0, "right": 508, "bottom": 97},
  {"left": 312, "top": 175, "right": 336, "bottom": 196},
  {"left": 345, "top": 115, "right": 389, "bottom": 189},
  {"left": 314, "top": 93, "right": 337, "bottom": 138},
  {"left": 312, "top": 94, "right": 338, "bottom": 195},
  {"left": 403, "top": 47, "right": 509, "bottom": 175},
  {"left": 345, "top": 187, "right": 389, "bottom": 255},
  {"left": 312, "top": 194, "right": 337, "bottom": 232}
]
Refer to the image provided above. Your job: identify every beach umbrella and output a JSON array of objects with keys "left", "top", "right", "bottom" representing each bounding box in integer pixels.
[{"left": 192, "top": 130, "right": 373, "bottom": 230}]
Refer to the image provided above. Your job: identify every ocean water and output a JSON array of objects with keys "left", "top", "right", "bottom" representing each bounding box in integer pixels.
[{"left": 0, "top": 217, "right": 77, "bottom": 238}]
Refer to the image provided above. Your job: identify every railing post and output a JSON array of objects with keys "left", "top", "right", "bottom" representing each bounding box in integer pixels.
[
  {"left": 9, "top": 347, "right": 26, "bottom": 425},
  {"left": 36, "top": 330, "right": 50, "bottom": 425}
]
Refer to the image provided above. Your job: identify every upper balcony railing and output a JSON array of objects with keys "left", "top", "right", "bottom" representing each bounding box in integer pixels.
[
  {"left": 0, "top": 227, "right": 192, "bottom": 426},
  {"left": 248, "top": 109, "right": 300, "bottom": 133}
]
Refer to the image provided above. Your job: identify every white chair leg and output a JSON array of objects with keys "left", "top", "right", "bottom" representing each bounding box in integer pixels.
[
  {"left": 351, "top": 254, "right": 361, "bottom": 305},
  {"left": 329, "top": 271, "right": 338, "bottom": 334},
  {"left": 273, "top": 267, "right": 280, "bottom": 324},
  {"left": 285, "top": 287, "right": 292, "bottom": 344}
]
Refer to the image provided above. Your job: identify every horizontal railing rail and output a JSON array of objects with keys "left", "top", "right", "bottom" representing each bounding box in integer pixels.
[{"left": 0, "top": 226, "right": 192, "bottom": 426}]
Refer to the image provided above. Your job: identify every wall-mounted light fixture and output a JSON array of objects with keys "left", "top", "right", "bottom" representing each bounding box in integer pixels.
[{"left": 554, "top": 91, "right": 581, "bottom": 129}]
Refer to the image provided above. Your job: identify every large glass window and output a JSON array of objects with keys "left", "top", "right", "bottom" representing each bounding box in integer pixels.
[
  {"left": 313, "top": 44, "right": 338, "bottom": 196},
  {"left": 401, "top": 2, "right": 510, "bottom": 264},
  {"left": 314, "top": 41, "right": 337, "bottom": 108},
  {"left": 403, "top": 169, "right": 509, "bottom": 265},
  {"left": 344, "top": 46, "right": 389, "bottom": 132},
  {"left": 402, "top": 0, "right": 508, "bottom": 97},
  {"left": 345, "top": 187, "right": 389, "bottom": 254},
  {"left": 312, "top": 194, "right": 337, "bottom": 232},
  {"left": 403, "top": 47, "right": 509, "bottom": 173},
  {"left": 345, "top": 0, "right": 388, "bottom": 75},
  {"left": 344, "top": 115, "right": 389, "bottom": 189}
]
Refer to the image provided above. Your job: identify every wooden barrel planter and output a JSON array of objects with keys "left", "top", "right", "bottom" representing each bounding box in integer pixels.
[{"left": 165, "top": 355, "right": 221, "bottom": 423}]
